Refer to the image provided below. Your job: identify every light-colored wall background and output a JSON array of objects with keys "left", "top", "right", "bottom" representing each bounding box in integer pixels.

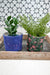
[{"left": 0, "top": 60, "right": 50, "bottom": 75}]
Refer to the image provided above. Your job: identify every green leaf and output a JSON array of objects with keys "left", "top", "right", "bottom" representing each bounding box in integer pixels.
[
  {"left": 10, "top": 19, "right": 13, "bottom": 24},
  {"left": 5, "top": 20, "right": 9, "bottom": 26},
  {"left": 39, "top": 13, "right": 50, "bottom": 26},
  {"left": 7, "top": 16, "right": 11, "bottom": 21},
  {"left": 11, "top": 25, "right": 17, "bottom": 30},
  {"left": 5, "top": 28, "right": 11, "bottom": 33},
  {"left": 12, "top": 29, "right": 17, "bottom": 35},
  {"left": 13, "top": 17, "right": 18, "bottom": 25}
]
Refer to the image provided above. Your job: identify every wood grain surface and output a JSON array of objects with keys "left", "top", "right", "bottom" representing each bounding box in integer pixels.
[
  {"left": 0, "top": 36, "right": 3, "bottom": 44},
  {"left": 45, "top": 35, "right": 50, "bottom": 44},
  {"left": 0, "top": 51, "right": 50, "bottom": 60}
]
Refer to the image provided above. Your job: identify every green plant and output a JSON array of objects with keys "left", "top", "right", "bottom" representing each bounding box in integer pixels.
[
  {"left": 19, "top": 13, "right": 50, "bottom": 37},
  {"left": 5, "top": 16, "right": 18, "bottom": 36}
]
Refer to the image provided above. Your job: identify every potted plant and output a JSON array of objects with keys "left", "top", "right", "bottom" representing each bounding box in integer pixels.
[
  {"left": 19, "top": 13, "right": 50, "bottom": 51},
  {"left": 3, "top": 16, "right": 23, "bottom": 51}
]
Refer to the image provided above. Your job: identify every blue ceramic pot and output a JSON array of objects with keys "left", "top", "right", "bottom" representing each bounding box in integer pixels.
[{"left": 3, "top": 33, "right": 23, "bottom": 51}]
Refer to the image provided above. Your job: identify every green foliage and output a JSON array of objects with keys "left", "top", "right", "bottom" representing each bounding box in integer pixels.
[
  {"left": 19, "top": 13, "right": 50, "bottom": 37},
  {"left": 5, "top": 16, "right": 18, "bottom": 36}
]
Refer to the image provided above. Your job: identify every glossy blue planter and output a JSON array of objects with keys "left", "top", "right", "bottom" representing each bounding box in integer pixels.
[{"left": 3, "top": 34, "right": 23, "bottom": 51}]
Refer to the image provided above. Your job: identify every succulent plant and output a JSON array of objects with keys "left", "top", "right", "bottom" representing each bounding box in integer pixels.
[
  {"left": 19, "top": 13, "right": 50, "bottom": 37},
  {"left": 5, "top": 16, "right": 18, "bottom": 36}
]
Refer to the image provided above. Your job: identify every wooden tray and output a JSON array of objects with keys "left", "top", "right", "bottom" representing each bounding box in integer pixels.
[{"left": 0, "top": 35, "right": 50, "bottom": 60}]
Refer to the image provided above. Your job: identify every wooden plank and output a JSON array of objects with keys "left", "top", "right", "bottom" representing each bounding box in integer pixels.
[
  {"left": 0, "top": 36, "right": 4, "bottom": 47},
  {"left": 0, "top": 36, "right": 3, "bottom": 43},
  {"left": 23, "top": 35, "right": 28, "bottom": 40},
  {"left": 0, "top": 51, "right": 50, "bottom": 60},
  {"left": 45, "top": 35, "right": 50, "bottom": 44}
]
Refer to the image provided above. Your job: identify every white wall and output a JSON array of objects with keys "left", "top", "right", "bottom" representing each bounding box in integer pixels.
[{"left": 0, "top": 60, "right": 50, "bottom": 75}]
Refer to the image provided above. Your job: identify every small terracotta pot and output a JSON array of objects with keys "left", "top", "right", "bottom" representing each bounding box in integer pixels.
[{"left": 27, "top": 34, "right": 44, "bottom": 52}]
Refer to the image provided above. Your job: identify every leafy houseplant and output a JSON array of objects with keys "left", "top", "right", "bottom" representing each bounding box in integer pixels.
[
  {"left": 3, "top": 16, "right": 23, "bottom": 51},
  {"left": 19, "top": 13, "right": 50, "bottom": 51},
  {"left": 5, "top": 16, "right": 18, "bottom": 36}
]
